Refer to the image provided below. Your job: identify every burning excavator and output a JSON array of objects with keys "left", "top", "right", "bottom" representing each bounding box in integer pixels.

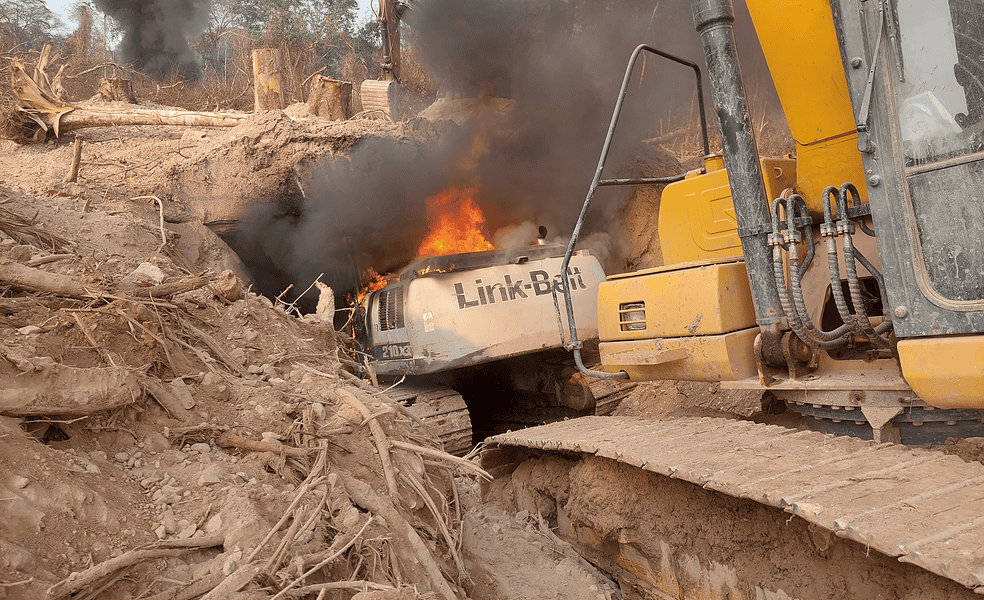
[{"left": 356, "top": 185, "right": 631, "bottom": 455}]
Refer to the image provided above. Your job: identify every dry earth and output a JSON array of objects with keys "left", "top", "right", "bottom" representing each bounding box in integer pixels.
[
  {"left": 0, "top": 104, "right": 627, "bottom": 600},
  {"left": 4, "top": 98, "right": 983, "bottom": 600}
]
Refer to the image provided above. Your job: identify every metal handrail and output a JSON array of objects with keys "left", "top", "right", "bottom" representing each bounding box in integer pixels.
[{"left": 556, "top": 44, "right": 709, "bottom": 379}]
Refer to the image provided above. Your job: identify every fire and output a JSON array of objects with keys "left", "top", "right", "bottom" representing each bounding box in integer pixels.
[
  {"left": 358, "top": 267, "right": 387, "bottom": 304},
  {"left": 417, "top": 186, "right": 495, "bottom": 258}
]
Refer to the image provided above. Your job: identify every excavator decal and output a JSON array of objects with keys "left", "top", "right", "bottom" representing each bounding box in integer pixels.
[{"left": 453, "top": 267, "right": 588, "bottom": 309}]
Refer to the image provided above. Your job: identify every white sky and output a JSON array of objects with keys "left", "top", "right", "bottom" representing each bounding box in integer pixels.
[{"left": 44, "top": 0, "right": 376, "bottom": 33}]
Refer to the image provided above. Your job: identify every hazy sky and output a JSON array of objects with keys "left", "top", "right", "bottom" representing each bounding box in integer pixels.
[{"left": 44, "top": 0, "right": 377, "bottom": 32}]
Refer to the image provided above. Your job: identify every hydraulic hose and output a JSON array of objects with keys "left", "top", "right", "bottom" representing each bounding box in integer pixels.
[
  {"left": 836, "top": 184, "right": 891, "bottom": 348},
  {"left": 784, "top": 195, "right": 849, "bottom": 344},
  {"left": 821, "top": 186, "right": 864, "bottom": 338},
  {"left": 770, "top": 197, "right": 849, "bottom": 349}
]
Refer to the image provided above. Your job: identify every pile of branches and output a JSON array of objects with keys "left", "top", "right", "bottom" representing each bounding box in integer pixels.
[
  {"left": 0, "top": 198, "right": 487, "bottom": 599},
  {"left": 46, "top": 388, "right": 489, "bottom": 600}
]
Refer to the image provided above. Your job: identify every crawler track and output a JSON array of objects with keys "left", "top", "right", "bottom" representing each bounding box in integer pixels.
[
  {"left": 387, "top": 382, "right": 472, "bottom": 456},
  {"left": 483, "top": 416, "right": 984, "bottom": 599}
]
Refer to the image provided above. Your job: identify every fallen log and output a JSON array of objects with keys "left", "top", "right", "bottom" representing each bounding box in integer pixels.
[
  {"left": 126, "top": 273, "right": 214, "bottom": 298},
  {"left": 9, "top": 59, "right": 247, "bottom": 141},
  {"left": 0, "top": 362, "right": 140, "bottom": 417},
  {"left": 0, "top": 258, "right": 97, "bottom": 298},
  {"left": 47, "top": 536, "right": 224, "bottom": 600}
]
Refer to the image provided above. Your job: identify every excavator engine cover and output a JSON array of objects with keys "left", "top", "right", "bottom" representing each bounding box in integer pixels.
[
  {"left": 364, "top": 246, "right": 605, "bottom": 376},
  {"left": 597, "top": 258, "right": 758, "bottom": 381}
]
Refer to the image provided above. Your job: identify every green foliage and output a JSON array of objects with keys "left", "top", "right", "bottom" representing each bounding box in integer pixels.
[
  {"left": 212, "top": 0, "right": 371, "bottom": 78},
  {"left": 0, "top": 0, "right": 64, "bottom": 49}
]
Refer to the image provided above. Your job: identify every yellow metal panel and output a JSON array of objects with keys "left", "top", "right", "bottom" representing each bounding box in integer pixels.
[
  {"left": 794, "top": 134, "right": 869, "bottom": 216},
  {"left": 745, "top": 0, "right": 855, "bottom": 143},
  {"left": 898, "top": 336, "right": 984, "bottom": 409},
  {"left": 598, "top": 260, "right": 756, "bottom": 341},
  {"left": 598, "top": 328, "right": 759, "bottom": 382},
  {"left": 658, "top": 159, "right": 796, "bottom": 265},
  {"left": 745, "top": 0, "right": 867, "bottom": 213}
]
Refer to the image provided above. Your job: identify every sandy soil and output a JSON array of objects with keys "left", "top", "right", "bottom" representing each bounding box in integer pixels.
[{"left": 0, "top": 106, "right": 633, "bottom": 600}]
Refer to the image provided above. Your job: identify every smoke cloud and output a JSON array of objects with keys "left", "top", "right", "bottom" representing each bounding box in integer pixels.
[
  {"left": 95, "top": 0, "right": 211, "bottom": 80},
  {"left": 235, "top": 130, "right": 471, "bottom": 301},
  {"left": 236, "top": 0, "right": 783, "bottom": 305}
]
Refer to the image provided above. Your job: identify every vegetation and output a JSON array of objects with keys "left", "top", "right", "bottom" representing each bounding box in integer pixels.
[{"left": 1, "top": 0, "right": 390, "bottom": 121}]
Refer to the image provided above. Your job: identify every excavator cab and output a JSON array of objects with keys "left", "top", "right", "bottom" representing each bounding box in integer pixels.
[
  {"left": 561, "top": 0, "right": 984, "bottom": 443},
  {"left": 834, "top": 0, "right": 984, "bottom": 408}
]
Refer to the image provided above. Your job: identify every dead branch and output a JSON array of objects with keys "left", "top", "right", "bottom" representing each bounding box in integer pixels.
[
  {"left": 126, "top": 273, "right": 214, "bottom": 298},
  {"left": 246, "top": 460, "right": 328, "bottom": 564},
  {"left": 165, "top": 330, "right": 223, "bottom": 376},
  {"left": 130, "top": 195, "right": 167, "bottom": 248},
  {"left": 284, "top": 581, "right": 397, "bottom": 598},
  {"left": 216, "top": 432, "right": 319, "bottom": 458},
  {"left": 339, "top": 472, "right": 458, "bottom": 600},
  {"left": 73, "top": 312, "right": 115, "bottom": 366},
  {"left": 114, "top": 308, "right": 186, "bottom": 376},
  {"left": 339, "top": 371, "right": 429, "bottom": 431},
  {"left": 0, "top": 205, "right": 70, "bottom": 251},
  {"left": 0, "top": 205, "right": 71, "bottom": 251},
  {"left": 139, "top": 376, "right": 192, "bottom": 421},
  {"left": 335, "top": 388, "right": 399, "bottom": 498},
  {"left": 25, "top": 253, "right": 73, "bottom": 267},
  {"left": 389, "top": 440, "right": 491, "bottom": 481},
  {"left": 199, "top": 563, "right": 262, "bottom": 600},
  {"left": 175, "top": 316, "right": 247, "bottom": 375},
  {"left": 0, "top": 258, "right": 95, "bottom": 297},
  {"left": 47, "top": 536, "right": 224, "bottom": 600},
  {"left": 63, "top": 134, "right": 82, "bottom": 183},
  {"left": 270, "top": 515, "right": 375, "bottom": 600},
  {"left": 143, "top": 572, "right": 226, "bottom": 600}
]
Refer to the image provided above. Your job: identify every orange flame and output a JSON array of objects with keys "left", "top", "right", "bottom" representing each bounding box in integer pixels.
[
  {"left": 417, "top": 186, "right": 495, "bottom": 258},
  {"left": 358, "top": 267, "right": 387, "bottom": 304}
]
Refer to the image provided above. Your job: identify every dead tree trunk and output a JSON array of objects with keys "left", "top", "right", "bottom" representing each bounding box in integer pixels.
[
  {"left": 97, "top": 77, "right": 137, "bottom": 103},
  {"left": 252, "top": 48, "right": 285, "bottom": 112},
  {"left": 9, "top": 59, "right": 247, "bottom": 141},
  {"left": 307, "top": 77, "right": 352, "bottom": 121},
  {"left": 63, "top": 134, "right": 82, "bottom": 183}
]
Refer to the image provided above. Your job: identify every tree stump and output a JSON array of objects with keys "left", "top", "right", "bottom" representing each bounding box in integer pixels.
[
  {"left": 307, "top": 76, "right": 352, "bottom": 121},
  {"left": 252, "top": 48, "right": 285, "bottom": 112},
  {"left": 97, "top": 78, "right": 137, "bottom": 103}
]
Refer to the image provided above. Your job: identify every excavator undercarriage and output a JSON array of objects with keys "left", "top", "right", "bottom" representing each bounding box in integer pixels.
[{"left": 484, "top": 417, "right": 984, "bottom": 599}]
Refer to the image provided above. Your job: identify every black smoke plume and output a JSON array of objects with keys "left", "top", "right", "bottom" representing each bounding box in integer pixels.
[
  {"left": 236, "top": 0, "right": 783, "bottom": 306},
  {"left": 95, "top": 0, "right": 211, "bottom": 80}
]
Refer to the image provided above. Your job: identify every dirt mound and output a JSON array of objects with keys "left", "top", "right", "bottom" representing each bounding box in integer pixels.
[
  {"left": 0, "top": 184, "right": 488, "bottom": 599},
  {"left": 0, "top": 106, "right": 634, "bottom": 599}
]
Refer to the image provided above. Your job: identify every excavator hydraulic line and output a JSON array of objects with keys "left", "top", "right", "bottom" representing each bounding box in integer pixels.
[{"left": 691, "top": 0, "right": 785, "bottom": 366}]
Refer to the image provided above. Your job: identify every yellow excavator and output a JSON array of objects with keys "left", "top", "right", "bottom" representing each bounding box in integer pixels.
[
  {"left": 484, "top": 0, "right": 984, "bottom": 597},
  {"left": 361, "top": 0, "right": 408, "bottom": 120}
]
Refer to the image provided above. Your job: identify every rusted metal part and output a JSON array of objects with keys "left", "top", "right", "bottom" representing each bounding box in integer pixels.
[{"left": 486, "top": 415, "right": 984, "bottom": 593}]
